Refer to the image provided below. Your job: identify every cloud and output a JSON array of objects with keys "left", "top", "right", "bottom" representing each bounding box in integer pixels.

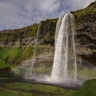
[{"left": 0, "top": 0, "right": 95, "bottom": 30}]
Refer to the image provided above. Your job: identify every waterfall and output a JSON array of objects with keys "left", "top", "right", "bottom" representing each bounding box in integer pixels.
[
  {"left": 51, "top": 13, "right": 77, "bottom": 81},
  {"left": 55, "top": 16, "right": 62, "bottom": 46},
  {"left": 30, "top": 22, "right": 42, "bottom": 75}
]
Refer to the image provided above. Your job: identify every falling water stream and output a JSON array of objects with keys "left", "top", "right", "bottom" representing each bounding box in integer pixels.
[
  {"left": 30, "top": 22, "right": 42, "bottom": 76},
  {"left": 51, "top": 13, "right": 77, "bottom": 82}
]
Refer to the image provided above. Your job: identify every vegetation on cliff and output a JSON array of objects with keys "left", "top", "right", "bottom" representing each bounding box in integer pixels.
[
  {"left": 0, "top": 46, "right": 47, "bottom": 76},
  {"left": 0, "top": 24, "right": 38, "bottom": 42}
]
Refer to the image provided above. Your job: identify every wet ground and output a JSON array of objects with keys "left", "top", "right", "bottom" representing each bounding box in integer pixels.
[{"left": 0, "top": 78, "right": 83, "bottom": 90}]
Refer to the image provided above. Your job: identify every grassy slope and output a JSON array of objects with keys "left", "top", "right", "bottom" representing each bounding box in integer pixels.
[
  {"left": 0, "top": 46, "right": 34, "bottom": 68},
  {"left": 73, "top": 4, "right": 96, "bottom": 18},
  {"left": 73, "top": 79, "right": 96, "bottom": 96},
  {"left": 72, "top": 1, "right": 96, "bottom": 26},
  {"left": 0, "top": 82, "right": 77, "bottom": 96},
  {"left": 0, "top": 45, "right": 47, "bottom": 76}
]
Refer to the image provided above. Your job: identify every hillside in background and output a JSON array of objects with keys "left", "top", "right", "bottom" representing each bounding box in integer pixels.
[{"left": 0, "top": 1, "right": 96, "bottom": 76}]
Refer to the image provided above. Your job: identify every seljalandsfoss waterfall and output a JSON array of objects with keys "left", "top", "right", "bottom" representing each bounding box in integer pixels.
[
  {"left": 51, "top": 13, "right": 77, "bottom": 82},
  {"left": 25, "top": 13, "right": 83, "bottom": 87}
]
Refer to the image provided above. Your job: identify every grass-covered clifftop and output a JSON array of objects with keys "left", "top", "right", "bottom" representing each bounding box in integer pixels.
[
  {"left": 73, "top": 1, "right": 96, "bottom": 23},
  {"left": 0, "top": 23, "right": 38, "bottom": 41}
]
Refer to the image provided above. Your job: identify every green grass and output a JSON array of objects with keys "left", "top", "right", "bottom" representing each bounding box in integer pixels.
[
  {"left": 72, "top": 1, "right": 96, "bottom": 19},
  {"left": 73, "top": 79, "right": 96, "bottom": 96},
  {"left": 0, "top": 79, "right": 96, "bottom": 96},
  {"left": 71, "top": 1, "right": 96, "bottom": 28},
  {"left": 0, "top": 47, "right": 23, "bottom": 69},
  {"left": 0, "top": 88, "right": 33, "bottom": 96},
  {"left": 0, "top": 46, "right": 47, "bottom": 68},
  {"left": 0, "top": 24, "right": 38, "bottom": 42},
  {"left": 0, "top": 82, "right": 77, "bottom": 96},
  {"left": 0, "top": 45, "right": 48, "bottom": 76},
  {"left": 78, "top": 68, "right": 96, "bottom": 80}
]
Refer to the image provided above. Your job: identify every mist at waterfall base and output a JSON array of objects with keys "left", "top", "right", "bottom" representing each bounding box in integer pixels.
[{"left": 23, "top": 13, "right": 84, "bottom": 86}]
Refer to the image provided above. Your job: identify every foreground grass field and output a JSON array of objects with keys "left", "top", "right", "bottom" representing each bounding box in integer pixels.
[
  {"left": 0, "top": 79, "right": 96, "bottom": 96},
  {"left": 0, "top": 82, "right": 77, "bottom": 96}
]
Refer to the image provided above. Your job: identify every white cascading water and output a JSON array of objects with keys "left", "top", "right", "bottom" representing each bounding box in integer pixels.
[
  {"left": 51, "top": 13, "right": 77, "bottom": 82},
  {"left": 55, "top": 16, "right": 62, "bottom": 46},
  {"left": 30, "top": 22, "right": 42, "bottom": 76}
]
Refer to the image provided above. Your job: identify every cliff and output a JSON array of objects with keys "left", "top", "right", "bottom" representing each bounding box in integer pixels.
[
  {"left": 73, "top": 1, "right": 96, "bottom": 65},
  {"left": 0, "top": 24, "right": 38, "bottom": 47},
  {"left": 0, "top": 1, "right": 96, "bottom": 76}
]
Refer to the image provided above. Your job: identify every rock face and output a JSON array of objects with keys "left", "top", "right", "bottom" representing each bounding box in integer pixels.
[
  {"left": 76, "top": 20, "right": 96, "bottom": 65},
  {"left": 36, "top": 18, "right": 57, "bottom": 46},
  {"left": 0, "top": 36, "right": 35, "bottom": 48},
  {"left": 0, "top": 1, "right": 96, "bottom": 66},
  {"left": 72, "top": 1, "right": 96, "bottom": 65}
]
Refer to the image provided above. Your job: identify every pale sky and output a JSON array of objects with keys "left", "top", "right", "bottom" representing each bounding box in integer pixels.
[{"left": 0, "top": 0, "right": 95, "bottom": 30}]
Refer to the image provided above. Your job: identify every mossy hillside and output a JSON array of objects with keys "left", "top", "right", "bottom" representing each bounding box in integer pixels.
[
  {"left": 72, "top": 1, "right": 96, "bottom": 25},
  {"left": 0, "top": 46, "right": 47, "bottom": 76},
  {"left": 0, "top": 47, "right": 32, "bottom": 67},
  {"left": 73, "top": 79, "right": 96, "bottom": 96}
]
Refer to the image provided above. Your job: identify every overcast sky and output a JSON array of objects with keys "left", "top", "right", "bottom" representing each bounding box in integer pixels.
[{"left": 0, "top": 0, "right": 95, "bottom": 30}]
